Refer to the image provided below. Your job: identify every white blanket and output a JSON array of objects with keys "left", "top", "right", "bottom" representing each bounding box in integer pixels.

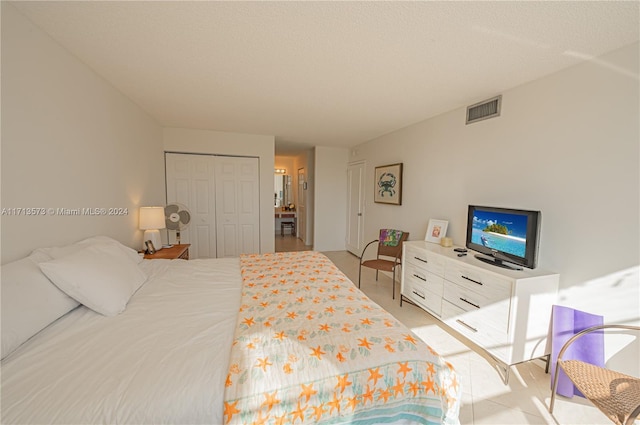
[{"left": 1, "top": 258, "right": 242, "bottom": 424}]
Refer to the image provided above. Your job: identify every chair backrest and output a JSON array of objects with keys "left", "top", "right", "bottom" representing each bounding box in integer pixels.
[{"left": 377, "top": 229, "right": 409, "bottom": 260}]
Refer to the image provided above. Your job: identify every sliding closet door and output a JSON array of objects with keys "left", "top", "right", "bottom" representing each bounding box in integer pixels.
[
  {"left": 166, "top": 153, "right": 260, "bottom": 259},
  {"left": 215, "top": 156, "right": 260, "bottom": 257},
  {"left": 165, "top": 153, "right": 217, "bottom": 259}
]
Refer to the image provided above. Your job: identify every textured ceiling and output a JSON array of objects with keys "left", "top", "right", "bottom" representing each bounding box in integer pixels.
[{"left": 10, "top": 1, "right": 640, "bottom": 155}]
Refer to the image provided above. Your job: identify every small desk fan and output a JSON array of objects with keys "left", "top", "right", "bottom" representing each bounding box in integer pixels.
[{"left": 164, "top": 203, "right": 191, "bottom": 244}]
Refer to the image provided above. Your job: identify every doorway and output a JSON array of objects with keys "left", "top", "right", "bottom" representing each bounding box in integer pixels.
[{"left": 275, "top": 167, "right": 311, "bottom": 252}]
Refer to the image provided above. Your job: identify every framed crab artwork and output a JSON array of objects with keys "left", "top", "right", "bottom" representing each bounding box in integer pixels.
[{"left": 374, "top": 163, "right": 403, "bottom": 205}]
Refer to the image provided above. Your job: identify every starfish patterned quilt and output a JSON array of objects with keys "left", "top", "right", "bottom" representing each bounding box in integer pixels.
[{"left": 223, "top": 251, "right": 461, "bottom": 424}]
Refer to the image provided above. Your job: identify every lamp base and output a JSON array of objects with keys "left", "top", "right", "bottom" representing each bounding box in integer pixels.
[{"left": 143, "top": 229, "right": 163, "bottom": 251}]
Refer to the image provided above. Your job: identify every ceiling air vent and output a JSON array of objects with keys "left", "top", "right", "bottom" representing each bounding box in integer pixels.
[{"left": 466, "top": 95, "right": 502, "bottom": 124}]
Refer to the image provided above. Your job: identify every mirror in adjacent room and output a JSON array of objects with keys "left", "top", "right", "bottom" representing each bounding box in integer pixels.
[{"left": 274, "top": 174, "right": 292, "bottom": 208}]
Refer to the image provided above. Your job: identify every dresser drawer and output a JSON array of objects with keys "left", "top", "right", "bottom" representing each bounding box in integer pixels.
[
  {"left": 442, "top": 300, "right": 508, "bottom": 361},
  {"left": 403, "top": 279, "right": 442, "bottom": 316},
  {"left": 445, "top": 261, "right": 512, "bottom": 299},
  {"left": 443, "top": 282, "right": 510, "bottom": 332},
  {"left": 405, "top": 245, "right": 445, "bottom": 276},
  {"left": 404, "top": 262, "right": 444, "bottom": 297}
]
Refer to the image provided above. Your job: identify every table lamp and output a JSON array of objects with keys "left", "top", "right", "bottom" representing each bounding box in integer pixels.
[{"left": 139, "top": 206, "right": 166, "bottom": 251}]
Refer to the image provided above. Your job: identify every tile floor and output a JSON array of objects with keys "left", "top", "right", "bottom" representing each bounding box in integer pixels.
[
  {"left": 275, "top": 234, "right": 312, "bottom": 253},
  {"left": 320, "top": 250, "right": 609, "bottom": 425}
]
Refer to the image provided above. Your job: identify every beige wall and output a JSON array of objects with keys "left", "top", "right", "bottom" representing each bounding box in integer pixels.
[
  {"left": 352, "top": 42, "right": 639, "bottom": 372},
  {"left": 1, "top": 4, "right": 165, "bottom": 263},
  {"left": 287, "top": 149, "right": 315, "bottom": 247},
  {"left": 163, "top": 127, "right": 275, "bottom": 253},
  {"left": 313, "top": 146, "right": 348, "bottom": 251},
  {"left": 301, "top": 149, "right": 315, "bottom": 246},
  {"left": 354, "top": 42, "right": 639, "bottom": 287}
]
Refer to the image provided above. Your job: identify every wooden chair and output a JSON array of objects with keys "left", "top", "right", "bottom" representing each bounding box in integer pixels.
[
  {"left": 549, "top": 324, "right": 640, "bottom": 425},
  {"left": 357, "top": 229, "right": 408, "bottom": 299}
]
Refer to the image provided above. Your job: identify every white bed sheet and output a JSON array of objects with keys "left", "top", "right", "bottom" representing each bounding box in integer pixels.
[{"left": 1, "top": 258, "right": 242, "bottom": 424}]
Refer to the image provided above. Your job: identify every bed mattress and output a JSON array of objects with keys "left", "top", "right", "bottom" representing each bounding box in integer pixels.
[{"left": 1, "top": 258, "right": 242, "bottom": 424}]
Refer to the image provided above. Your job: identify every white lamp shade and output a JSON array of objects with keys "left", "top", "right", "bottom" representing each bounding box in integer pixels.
[{"left": 139, "top": 207, "right": 166, "bottom": 230}]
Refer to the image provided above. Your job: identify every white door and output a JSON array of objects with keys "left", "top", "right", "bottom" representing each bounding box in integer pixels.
[
  {"left": 165, "top": 153, "right": 217, "bottom": 259},
  {"left": 215, "top": 156, "right": 260, "bottom": 257},
  {"left": 165, "top": 153, "right": 260, "bottom": 259},
  {"left": 346, "top": 161, "right": 366, "bottom": 256},
  {"left": 297, "top": 167, "right": 306, "bottom": 243}
]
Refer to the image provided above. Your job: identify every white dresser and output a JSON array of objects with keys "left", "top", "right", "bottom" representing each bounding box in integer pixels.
[{"left": 401, "top": 241, "right": 559, "bottom": 381}]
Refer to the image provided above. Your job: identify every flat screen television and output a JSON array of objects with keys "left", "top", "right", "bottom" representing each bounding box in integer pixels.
[{"left": 465, "top": 205, "right": 541, "bottom": 270}]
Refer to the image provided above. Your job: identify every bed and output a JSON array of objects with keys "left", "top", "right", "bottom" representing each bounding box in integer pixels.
[{"left": 1, "top": 237, "right": 460, "bottom": 424}]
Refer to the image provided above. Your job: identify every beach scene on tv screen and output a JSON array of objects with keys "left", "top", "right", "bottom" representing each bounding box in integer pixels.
[{"left": 471, "top": 210, "right": 527, "bottom": 258}]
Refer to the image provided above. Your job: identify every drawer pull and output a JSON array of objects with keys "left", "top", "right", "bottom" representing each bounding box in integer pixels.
[
  {"left": 414, "top": 256, "right": 428, "bottom": 263},
  {"left": 456, "top": 319, "right": 478, "bottom": 333},
  {"left": 461, "top": 275, "right": 483, "bottom": 286},
  {"left": 412, "top": 291, "right": 426, "bottom": 300},
  {"left": 460, "top": 297, "right": 480, "bottom": 309},
  {"left": 413, "top": 273, "right": 426, "bottom": 281}
]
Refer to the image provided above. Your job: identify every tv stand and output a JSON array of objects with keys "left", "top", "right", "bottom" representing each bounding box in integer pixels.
[
  {"left": 400, "top": 241, "right": 559, "bottom": 383},
  {"left": 474, "top": 254, "right": 522, "bottom": 271}
]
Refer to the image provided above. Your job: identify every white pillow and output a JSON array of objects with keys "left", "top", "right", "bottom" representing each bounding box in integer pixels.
[
  {"left": 39, "top": 243, "right": 148, "bottom": 317},
  {"left": 1, "top": 255, "right": 80, "bottom": 359},
  {"left": 33, "top": 235, "right": 143, "bottom": 264}
]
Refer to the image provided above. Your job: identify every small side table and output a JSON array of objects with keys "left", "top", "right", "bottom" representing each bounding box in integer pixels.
[{"left": 143, "top": 244, "right": 190, "bottom": 260}]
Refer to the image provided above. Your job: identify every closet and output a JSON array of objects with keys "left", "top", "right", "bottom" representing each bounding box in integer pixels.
[{"left": 165, "top": 153, "right": 260, "bottom": 259}]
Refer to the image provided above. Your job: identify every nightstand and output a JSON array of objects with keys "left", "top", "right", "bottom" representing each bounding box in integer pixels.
[{"left": 143, "top": 244, "right": 190, "bottom": 260}]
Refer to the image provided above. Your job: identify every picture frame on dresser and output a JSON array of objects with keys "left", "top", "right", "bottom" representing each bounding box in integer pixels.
[
  {"left": 425, "top": 219, "right": 448, "bottom": 243},
  {"left": 144, "top": 240, "right": 156, "bottom": 254}
]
